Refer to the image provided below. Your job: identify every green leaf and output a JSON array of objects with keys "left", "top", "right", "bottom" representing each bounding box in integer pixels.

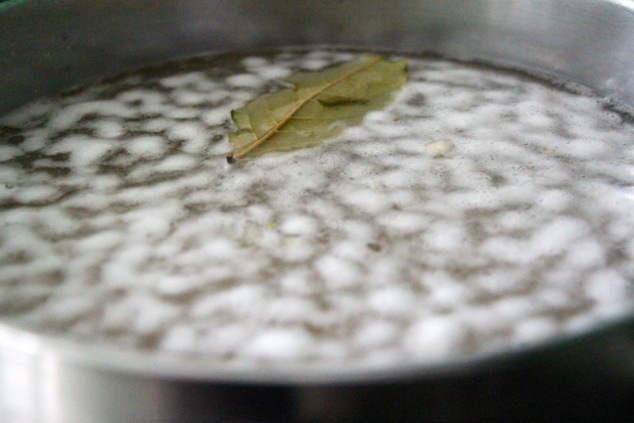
[{"left": 226, "top": 55, "right": 408, "bottom": 162}]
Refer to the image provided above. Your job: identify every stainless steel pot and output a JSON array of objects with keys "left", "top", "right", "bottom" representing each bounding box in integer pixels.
[{"left": 1, "top": 1, "right": 634, "bottom": 421}]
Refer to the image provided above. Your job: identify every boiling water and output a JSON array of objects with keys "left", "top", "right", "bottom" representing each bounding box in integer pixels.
[{"left": 1, "top": 50, "right": 634, "bottom": 366}]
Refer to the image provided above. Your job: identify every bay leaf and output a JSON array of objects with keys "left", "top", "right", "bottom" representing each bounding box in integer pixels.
[{"left": 226, "top": 55, "right": 408, "bottom": 162}]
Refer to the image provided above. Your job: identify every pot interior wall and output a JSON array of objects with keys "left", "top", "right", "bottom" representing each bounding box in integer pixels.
[{"left": 1, "top": 0, "right": 634, "bottom": 116}]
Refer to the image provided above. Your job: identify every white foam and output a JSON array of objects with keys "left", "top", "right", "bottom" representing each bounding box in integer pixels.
[
  {"left": 280, "top": 214, "right": 318, "bottom": 236},
  {"left": 241, "top": 56, "right": 268, "bottom": 68},
  {"left": 201, "top": 107, "right": 232, "bottom": 126},
  {"left": 315, "top": 255, "right": 361, "bottom": 289},
  {"left": 191, "top": 285, "right": 267, "bottom": 318},
  {"left": 132, "top": 297, "right": 181, "bottom": 334},
  {"left": 427, "top": 279, "right": 471, "bottom": 308},
  {"left": 47, "top": 135, "right": 117, "bottom": 167},
  {"left": 263, "top": 297, "right": 319, "bottom": 324},
  {"left": 177, "top": 126, "right": 210, "bottom": 154},
  {"left": 48, "top": 101, "right": 137, "bottom": 131},
  {"left": 159, "top": 72, "right": 208, "bottom": 89},
  {"left": 529, "top": 217, "right": 589, "bottom": 258},
  {"left": 160, "top": 324, "right": 197, "bottom": 353},
  {"left": 562, "top": 238, "right": 606, "bottom": 270},
  {"left": 0, "top": 146, "right": 21, "bottom": 162},
  {"left": 172, "top": 90, "right": 208, "bottom": 106},
  {"left": 155, "top": 275, "right": 199, "bottom": 296},
  {"left": 423, "top": 222, "right": 465, "bottom": 252},
  {"left": 490, "top": 296, "right": 538, "bottom": 322},
  {"left": 513, "top": 317, "right": 558, "bottom": 343},
  {"left": 43, "top": 296, "right": 95, "bottom": 323},
  {"left": 0, "top": 100, "right": 53, "bottom": 126},
  {"left": 301, "top": 59, "right": 329, "bottom": 70},
  {"left": 1, "top": 50, "right": 633, "bottom": 367},
  {"left": 332, "top": 240, "right": 371, "bottom": 261},
  {"left": 366, "top": 287, "right": 417, "bottom": 318},
  {"left": 126, "top": 135, "right": 166, "bottom": 159},
  {"left": 153, "top": 154, "right": 198, "bottom": 173},
  {"left": 403, "top": 317, "right": 466, "bottom": 359},
  {"left": 586, "top": 269, "right": 629, "bottom": 304},
  {"left": 140, "top": 117, "right": 174, "bottom": 133},
  {"left": 165, "top": 107, "right": 200, "bottom": 119},
  {"left": 17, "top": 130, "right": 49, "bottom": 152},
  {"left": 378, "top": 211, "right": 429, "bottom": 235},
  {"left": 198, "top": 324, "right": 249, "bottom": 355},
  {"left": 91, "top": 119, "right": 124, "bottom": 138},
  {"left": 254, "top": 65, "right": 292, "bottom": 80},
  {"left": 279, "top": 268, "right": 315, "bottom": 295},
  {"left": 75, "top": 231, "right": 121, "bottom": 252},
  {"left": 354, "top": 321, "right": 399, "bottom": 349},
  {"left": 339, "top": 187, "right": 391, "bottom": 214},
  {"left": 282, "top": 238, "right": 317, "bottom": 262},
  {"left": 226, "top": 73, "right": 263, "bottom": 88},
  {"left": 242, "top": 328, "right": 314, "bottom": 360},
  {"left": 0, "top": 164, "right": 23, "bottom": 185},
  {"left": 12, "top": 185, "right": 61, "bottom": 203}
]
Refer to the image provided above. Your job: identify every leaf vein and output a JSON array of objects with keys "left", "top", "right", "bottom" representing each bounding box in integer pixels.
[{"left": 231, "top": 57, "right": 383, "bottom": 159}]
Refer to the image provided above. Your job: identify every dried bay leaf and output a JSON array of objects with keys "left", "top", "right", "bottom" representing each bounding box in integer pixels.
[{"left": 226, "top": 55, "right": 408, "bottom": 162}]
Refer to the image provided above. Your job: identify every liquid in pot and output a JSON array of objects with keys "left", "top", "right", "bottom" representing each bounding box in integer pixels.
[{"left": 1, "top": 49, "right": 633, "bottom": 366}]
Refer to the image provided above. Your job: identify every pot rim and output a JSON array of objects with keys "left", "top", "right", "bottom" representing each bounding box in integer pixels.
[
  {"left": 2, "top": 0, "right": 634, "bottom": 388},
  {"left": 2, "top": 307, "right": 633, "bottom": 384}
]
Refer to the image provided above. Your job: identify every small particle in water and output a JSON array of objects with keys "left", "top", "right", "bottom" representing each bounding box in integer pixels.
[
  {"left": 425, "top": 140, "right": 454, "bottom": 158},
  {"left": 367, "top": 242, "right": 382, "bottom": 252}
]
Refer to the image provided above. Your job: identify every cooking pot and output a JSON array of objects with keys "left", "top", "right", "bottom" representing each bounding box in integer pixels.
[{"left": 1, "top": 0, "right": 634, "bottom": 421}]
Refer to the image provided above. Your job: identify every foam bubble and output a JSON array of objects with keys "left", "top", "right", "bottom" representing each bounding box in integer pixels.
[
  {"left": 315, "top": 255, "right": 361, "bottom": 289},
  {"left": 226, "top": 73, "right": 263, "bottom": 88},
  {"left": 242, "top": 328, "right": 314, "bottom": 360},
  {"left": 47, "top": 136, "right": 117, "bottom": 167},
  {"left": 403, "top": 317, "right": 466, "bottom": 359},
  {"left": 0, "top": 146, "right": 22, "bottom": 162},
  {"left": 126, "top": 135, "right": 166, "bottom": 159},
  {"left": 366, "top": 287, "right": 417, "bottom": 318}
]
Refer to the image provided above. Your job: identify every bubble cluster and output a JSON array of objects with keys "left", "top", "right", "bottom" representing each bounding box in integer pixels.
[{"left": 1, "top": 49, "right": 633, "bottom": 367}]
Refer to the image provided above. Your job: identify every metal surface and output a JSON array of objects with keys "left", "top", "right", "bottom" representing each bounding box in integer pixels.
[{"left": 1, "top": 0, "right": 634, "bottom": 421}]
